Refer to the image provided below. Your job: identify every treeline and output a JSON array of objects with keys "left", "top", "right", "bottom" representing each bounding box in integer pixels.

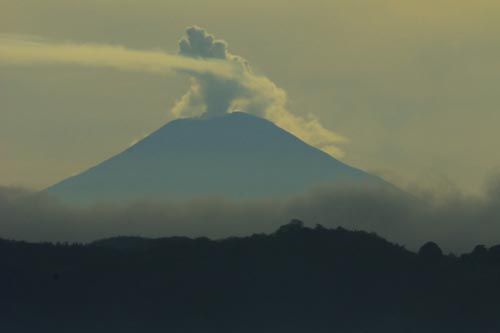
[{"left": 1, "top": 220, "right": 500, "bottom": 332}]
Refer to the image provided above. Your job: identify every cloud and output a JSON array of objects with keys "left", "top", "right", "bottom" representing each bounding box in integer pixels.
[
  {"left": 0, "top": 28, "right": 346, "bottom": 157},
  {"left": 0, "top": 34, "right": 235, "bottom": 78},
  {"left": 172, "top": 26, "right": 347, "bottom": 156},
  {"left": 179, "top": 26, "right": 230, "bottom": 60},
  {"left": 0, "top": 30, "right": 345, "bottom": 157},
  {"left": 1, "top": 179, "right": 500, "bottom": 253}
]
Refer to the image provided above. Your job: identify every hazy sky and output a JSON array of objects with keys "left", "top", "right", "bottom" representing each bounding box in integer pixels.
[{"left": 1, "top": 0, "right": 500, "bottom": 192}]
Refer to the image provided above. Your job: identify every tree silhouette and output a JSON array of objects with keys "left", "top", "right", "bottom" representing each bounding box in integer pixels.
[{"left": 0, "top": 220, "right": 499, "bottom": 332}]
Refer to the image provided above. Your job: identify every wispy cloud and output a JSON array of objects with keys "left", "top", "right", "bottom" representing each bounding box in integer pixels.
[
  {"left": 0, "top": 34, "right": 235, "bottom": 77},
  {"left": 0, "top": 30, "right": 347, "bottom": 157}
]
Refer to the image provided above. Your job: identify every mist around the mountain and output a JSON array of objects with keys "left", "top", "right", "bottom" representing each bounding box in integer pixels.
[{"left": 1, "top": 177, "right": 500, "bottom": 253}]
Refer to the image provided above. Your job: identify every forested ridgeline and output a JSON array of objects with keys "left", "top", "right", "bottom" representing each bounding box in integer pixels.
[{"left": 1, "top": 220, "right": 500, "bottom": 333}]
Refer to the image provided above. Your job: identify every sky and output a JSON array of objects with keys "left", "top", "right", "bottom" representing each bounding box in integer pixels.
[{"left": 1, "top": 0, "right": 500, "bottom": 193}]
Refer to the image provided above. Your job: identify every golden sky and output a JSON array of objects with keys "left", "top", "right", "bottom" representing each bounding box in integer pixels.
[{"left": 1, "top": 0, "right": 500, "bottom": 192}]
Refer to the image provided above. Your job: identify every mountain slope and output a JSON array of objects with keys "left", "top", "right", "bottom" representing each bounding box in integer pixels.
[{"left": 46, "top": 112, "right": 387, "bottom": 203}]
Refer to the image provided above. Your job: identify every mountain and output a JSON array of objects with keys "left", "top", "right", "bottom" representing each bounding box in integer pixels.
[{"left": 46, "top": 112, "right": 388, "bottom": 203}]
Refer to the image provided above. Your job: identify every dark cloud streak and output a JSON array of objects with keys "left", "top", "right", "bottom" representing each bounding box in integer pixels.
[{"left": 1, "top": 180, "right": 500, "bottom": 253}]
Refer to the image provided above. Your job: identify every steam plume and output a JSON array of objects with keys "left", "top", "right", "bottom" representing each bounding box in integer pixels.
[
  {"left": 0, "top": 28, "right": 346, "bottom": 156},
  {"left": 172, "top": 26, "right": 346, "bottom": 156}
]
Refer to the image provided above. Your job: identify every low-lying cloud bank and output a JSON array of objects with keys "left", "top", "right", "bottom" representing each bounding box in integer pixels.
[{"left": 1, "top": 180, "right": 500, "bottom": 253}]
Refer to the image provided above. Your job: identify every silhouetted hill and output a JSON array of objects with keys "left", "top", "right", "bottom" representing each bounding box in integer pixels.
[
  {"left": 1, "top": 221, "right": 500, "bottom": 332},
  {"left": 46, "top": 112, "right": 389, "bottom": 204}
]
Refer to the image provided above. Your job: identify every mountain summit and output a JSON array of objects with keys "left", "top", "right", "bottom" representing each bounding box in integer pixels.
[{"left": 47, "top": 112, "right": 386, "bottom": 203}]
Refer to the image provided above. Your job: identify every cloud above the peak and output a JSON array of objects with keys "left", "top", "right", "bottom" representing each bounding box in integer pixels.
[
  {"left": 172, "top": 26, "right": 347, "bottom": 156},
  {"left": 0, "top": 28, "right": 346, "bottom": 157},
  {"left": 0, "top": 34, "right": 234, "bottom": 78},
  {"left": 179, "top": 26, "right": 231, "bottom": 60}
]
